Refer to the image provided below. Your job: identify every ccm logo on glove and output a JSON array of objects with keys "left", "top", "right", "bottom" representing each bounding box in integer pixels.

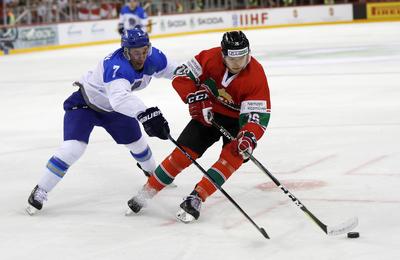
[
  {"left": 187, "top": 92, "right": 208, "bottom": 104},
  {"left": 186, "top": 90, "right": 213, "bottom": 126}
]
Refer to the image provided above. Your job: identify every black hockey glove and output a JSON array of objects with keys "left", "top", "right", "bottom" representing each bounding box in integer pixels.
[
  {"left": 137, "top": 107, "right": 170, "bottom": 140},
  {"left": 118, "top": 23, "right": 124, "bottom": 35}
]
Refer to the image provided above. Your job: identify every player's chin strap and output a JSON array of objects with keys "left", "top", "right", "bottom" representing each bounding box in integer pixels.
[{"left": 211, "top": 118, "right": 359, "bottom": 236}]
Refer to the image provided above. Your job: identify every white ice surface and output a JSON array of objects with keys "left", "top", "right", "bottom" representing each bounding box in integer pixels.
[{"left": 1, "top": 21, "right": 400, "bottom": 260}]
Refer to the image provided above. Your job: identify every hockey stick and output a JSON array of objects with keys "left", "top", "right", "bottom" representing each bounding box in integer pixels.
[
  {"left": 167, "top": 134, "right": 270, "bottom": 239},
  {"left": 211, "top": 120, "right": 358, "bottom": 236}
]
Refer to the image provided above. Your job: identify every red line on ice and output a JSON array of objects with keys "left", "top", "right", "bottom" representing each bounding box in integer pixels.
[{"left": 277, "top": 154, "right": 336, "bottom": 174}]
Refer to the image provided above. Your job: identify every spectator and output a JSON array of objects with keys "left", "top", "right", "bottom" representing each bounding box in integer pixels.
[
  {"left": 324, "top": 0, "right": 335, "bottom": 4},
  {"left": 36, "top": 0, "right": 48, "bottom": 23},
  {"left": 57, "top": 0, "right": 69, "bottom": 13},
  {"left": 175, "top": 1, "right": 183, "bottom": 13},
  {"left": 0, "top": 9, "right": 17, "bottom": 52},
  {"left": 282, "top": 0, "right": 293, "bottom": 6},
  {"left": 7, "top": 9, "right": 15, "bottom": 26},
  {"left": 194, "top": 0, "right": 203, "bottom": 11},
  {"left": 249, "top": 0, "right": 258, "bottom": 8},
  {"left": 100, "top": 2, "right": 117, "bottom": 19}
]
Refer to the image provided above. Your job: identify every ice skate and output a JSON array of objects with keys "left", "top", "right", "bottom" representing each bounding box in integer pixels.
[
  {"left": 26, "top": 185, "right": 48, "bottom": 215},
  {"left": 125, "top": 184, "right": 157, "bottom": 215},
  {"left": 176, "top": 191, "right": 202, "bottom": 223}
]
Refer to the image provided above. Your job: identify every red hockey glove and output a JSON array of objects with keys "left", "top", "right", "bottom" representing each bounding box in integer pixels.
[
  {"left": 186, "top": 90, "right": 213, "bottom": 126},
  {"left": 232, "top": 131, "right": 257, "bottom": 160},
  {"left": 118, "top": 23, "right": 124, "bottom": 35}
]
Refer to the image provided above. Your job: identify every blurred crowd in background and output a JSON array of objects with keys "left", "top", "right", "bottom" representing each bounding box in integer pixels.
[{"left": 0, "top": 0, "right": 398, "bottom": 27}]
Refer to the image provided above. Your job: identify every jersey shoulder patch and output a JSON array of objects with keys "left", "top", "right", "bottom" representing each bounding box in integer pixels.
[{"left": 185, "top": 57, "right": 202, "bottom": 78}]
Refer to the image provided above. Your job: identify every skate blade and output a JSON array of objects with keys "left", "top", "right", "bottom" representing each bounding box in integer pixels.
[
  {"left": 26, "top": 205, "right": 38, "bottom": 216},
  {"left": 166, "top": 183, "right": 178, "bottom": 189},
  {"left": 125, "top": 208, "right": 135, "bottom": 216},
  {"left": 176, "top": 209, "right": 195, "bottom": 223}
]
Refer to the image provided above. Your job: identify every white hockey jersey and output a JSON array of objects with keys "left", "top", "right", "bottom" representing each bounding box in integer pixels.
[{"left": 78, "top": 46, "right": 175, "bottom": 118}]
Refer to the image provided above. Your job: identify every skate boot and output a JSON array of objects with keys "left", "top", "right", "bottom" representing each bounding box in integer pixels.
[
  {"left": 136, "top": 162, "right": 177, "bottom": 188},
  {"left": 176, "top": 191, "right": 202, "bottom": 223},
  {"left": 126, "top": 184, "right": 157, "bottom": 215},
  {"left": 26, "top": 185, "right": 48, "bottom": 215}
]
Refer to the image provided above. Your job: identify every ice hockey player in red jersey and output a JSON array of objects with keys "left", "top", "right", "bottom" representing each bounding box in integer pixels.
[{"left": 126, "top": 30, "right": 271, "bottom": 223}]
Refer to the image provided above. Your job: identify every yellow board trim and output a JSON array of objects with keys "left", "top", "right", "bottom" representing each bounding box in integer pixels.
[{"left": 1, "top": 19, "right": 400, "bottom": 56}]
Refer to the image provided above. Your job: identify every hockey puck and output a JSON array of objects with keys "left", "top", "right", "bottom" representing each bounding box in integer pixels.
[{"left": 347, "top": 232, "right": 360, "bottom": 238}]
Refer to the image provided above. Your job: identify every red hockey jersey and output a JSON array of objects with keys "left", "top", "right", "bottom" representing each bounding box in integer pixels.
[{"left": 172, "top": 47, "right": 271, "bottom": 140}]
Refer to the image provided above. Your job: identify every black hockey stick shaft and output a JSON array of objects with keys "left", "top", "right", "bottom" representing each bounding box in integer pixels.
[
  {"left": 211, "top": 120, "right": 329, "bottom": 234},
  {"left": 167, "top": 134, "right": 270, "bottom": 239}
]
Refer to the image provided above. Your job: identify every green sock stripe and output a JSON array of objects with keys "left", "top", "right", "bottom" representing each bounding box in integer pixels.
[
  {"left": 207, "top": 168, "right": 226, "bottom": 187},
  {"left": 154, "top": 166, "right": 174, "bottom": 185}
]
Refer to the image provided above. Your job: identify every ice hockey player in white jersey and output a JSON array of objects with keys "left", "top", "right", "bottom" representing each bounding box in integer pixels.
[
  {"left": 118, "top": 0, "right": 148, "bottom": 35},
  {"left": 26, "top": 27, "right": 175, "bottom": 215}
]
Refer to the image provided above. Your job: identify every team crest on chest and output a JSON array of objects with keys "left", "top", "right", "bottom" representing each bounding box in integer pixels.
[
  {"left": 217, "top": 89, "right": 234, "bottom": 105},
  {"left": 131, "top": 80, "right": 142, "bottom": 90}
]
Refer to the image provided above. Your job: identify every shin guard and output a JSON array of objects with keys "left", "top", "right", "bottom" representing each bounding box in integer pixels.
[
  {"left": 148, "top": 147, "right": 198, "bottom": 191},
  {"left": 195, "top": 142, "right": 243, "bottom": 201}
]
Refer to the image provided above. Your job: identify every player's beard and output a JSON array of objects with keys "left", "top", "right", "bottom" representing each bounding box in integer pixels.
[{"left": 131, "top": 60, "right": 145, "bottom": 71}]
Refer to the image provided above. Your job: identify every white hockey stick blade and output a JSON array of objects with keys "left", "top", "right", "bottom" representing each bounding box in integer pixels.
[{"left": 327, "top": 217, "right": 358, "bottom": 236}]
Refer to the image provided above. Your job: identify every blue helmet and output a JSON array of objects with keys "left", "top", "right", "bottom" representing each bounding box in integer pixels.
[{"left": 121, "top": 27, "right": 150, "bottom": 49}]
